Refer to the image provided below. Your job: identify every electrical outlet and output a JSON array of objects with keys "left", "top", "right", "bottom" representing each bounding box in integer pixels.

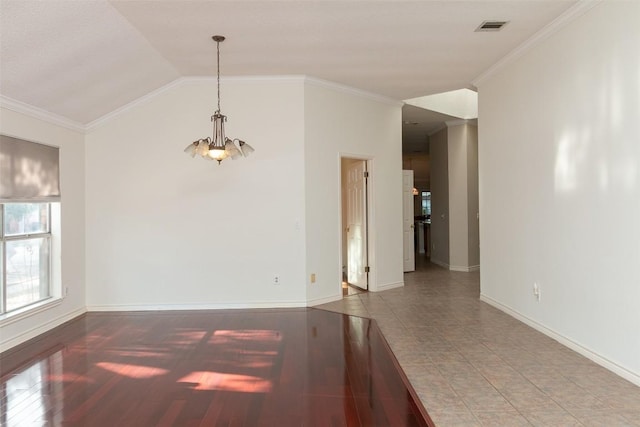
[
  {"left": 273, "top": 276, "right": 280, "bottom": 285},
  {"left": 310, "top": 273, "right": 316, "bottom": 283}
]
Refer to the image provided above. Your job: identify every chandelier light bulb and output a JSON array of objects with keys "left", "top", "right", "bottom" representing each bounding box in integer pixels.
[{"left": 208, "top": 147, "right": 227, "bottom": 162}]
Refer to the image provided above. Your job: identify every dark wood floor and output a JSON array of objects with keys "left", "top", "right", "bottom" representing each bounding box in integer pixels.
[{"left": 1, "top": 308, "right": 433, "bottom": 426}]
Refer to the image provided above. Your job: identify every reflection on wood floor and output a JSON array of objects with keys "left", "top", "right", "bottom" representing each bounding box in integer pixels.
[{"left": 0, "top": 309, "right": 433, "bottom": 426}]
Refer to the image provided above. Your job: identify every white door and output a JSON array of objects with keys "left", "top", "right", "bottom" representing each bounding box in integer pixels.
[
  {"left": 402, "top": 170, "right": 415, "bottom": 272},
  {"left": 346, "top": 160, "right": 368, "bottom": 290}
]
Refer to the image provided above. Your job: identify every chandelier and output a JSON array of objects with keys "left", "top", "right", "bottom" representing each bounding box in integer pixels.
[{"left": 184, "top": 35, "right": 254, "bottom": 164}]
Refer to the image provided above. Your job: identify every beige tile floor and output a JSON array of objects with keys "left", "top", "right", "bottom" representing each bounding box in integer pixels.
[{"left": 316, "top": 259, "right": 640, "bottom": 426}]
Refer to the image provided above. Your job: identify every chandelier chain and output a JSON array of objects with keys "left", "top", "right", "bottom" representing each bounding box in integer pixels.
[{"left": 216, "top": 39, "right": 221, "bottom": 112}]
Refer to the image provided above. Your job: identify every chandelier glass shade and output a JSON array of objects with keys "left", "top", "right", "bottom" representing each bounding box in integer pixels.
[{"left": 184, "top": 35, "right": 254, "bottom": 164}]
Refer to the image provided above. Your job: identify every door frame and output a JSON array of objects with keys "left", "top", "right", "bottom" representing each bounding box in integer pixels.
[
  {"left": 402, "top": 169, "right": 416, "bottom": 272},
  {"left": 339, "top": 153, "right": 376, "bottom": 295}
]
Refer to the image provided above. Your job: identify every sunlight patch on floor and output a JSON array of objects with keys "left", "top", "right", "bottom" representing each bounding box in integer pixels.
[{"left": 177, "top": 371, "right": 272, "bottom": 393}]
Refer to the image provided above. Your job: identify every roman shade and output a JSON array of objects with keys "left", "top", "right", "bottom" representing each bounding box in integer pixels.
[{"left": 0, "top": 135, "right": 60, "bottom": 202}]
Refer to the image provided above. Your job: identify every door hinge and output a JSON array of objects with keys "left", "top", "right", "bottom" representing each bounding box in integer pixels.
[
  {"left": 364, "top": 266, "right": 370, "bottom": 273},
  {"left": 364, "top": 171, "right": 369, "bottom": 178}
]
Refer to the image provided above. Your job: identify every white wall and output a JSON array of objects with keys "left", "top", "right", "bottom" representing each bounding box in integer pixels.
[
  {"left": 430, "top": 123, "right": 479, "bottom": 271},
  {"left": 467, "top": 125, "right": 479, "bottom": 268},
  {"left": 85, "top": 78, "right": 308, "bottom": 309},
  {"left": 429, "top": 128, "right": 449, "bottom": 267},
  {"left": 478, "top": 1, "right": 640, "bottom": 383},
  {"left": 448, "top": 124, "right": 470, "bottom": 269},
  {"left": 304, "top": 81, "right": 403, "bottom": 302},
  {"left": 0, "top": 107, "right": 86, "bottom": 351},
  {"left": 85, "top": 77, "right": 403, "bottom": 310}
]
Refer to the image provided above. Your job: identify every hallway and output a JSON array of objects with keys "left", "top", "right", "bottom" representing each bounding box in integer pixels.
[{"left": 317, "top": 261, "right": 640, "bottom": 426}]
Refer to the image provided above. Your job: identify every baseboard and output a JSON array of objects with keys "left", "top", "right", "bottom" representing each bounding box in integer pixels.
[
  {"left": 480, "top": 294, "right": 640, "bottom": 387},
  {"left": 307, "top": 294, "right": 343, "bottom": 307},
  {"left": 430, "top": 259, "right": 449, "bottom": 269},
  {"left": 0, "top": 307, "right": 87, "bottom": 353},
  {"left": 87, "top": 301, "right": 308, "bottom": 312},
  {"left": 450, "top": 265, "right": 480, "bottom": 272},
  {"left": 375, "top": 281, "right": 404, "bottom": 292}
]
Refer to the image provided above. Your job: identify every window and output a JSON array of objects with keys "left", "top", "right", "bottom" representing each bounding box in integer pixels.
[
  {"left": 1, "top": 203, "right": 52, "bottom": 313},
  {"left": 421, "top": 191, "right": 431, "bottom": 218},
  {"left": 1, "top": 134, "right": 60, "bottom": 318}
]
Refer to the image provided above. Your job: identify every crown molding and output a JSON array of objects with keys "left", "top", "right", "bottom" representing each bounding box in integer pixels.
[
  {"left": 181, "top": 75, "right": 308, "bottom": 84},
  {"left": 427, "top": 124, "right": 446, "bottom": 137},
  {"left": 304, "top": 76, "right": 404, "bottom": 107},
  {"left": 472, "top": 0, "right": 601, "bottom": 87},
  {"left": 6, "top": 74, "right": 402, "bottom": 133},
  {"left": 444, "top": 118, "right": 478, "bottom": 127},
  {"left": 428, "top": 118, "right": 477, "bottom": 137},
  {"left": 0, "top": 96, "right": 85, "bottom": 133},
  {"left": 85, "top": 75, "right": 311, "bottom": 131},
  {"left": 86, "top": 75, "right": 402, "bottom": 130},
  {"left": 445, "top": 119, "right": 469, "bottom": 127},
  {"left": 85, "top": 77, "right": 186, "bottom": 131}
]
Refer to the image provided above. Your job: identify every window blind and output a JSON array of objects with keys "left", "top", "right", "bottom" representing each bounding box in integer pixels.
[{"left": 0, "top": 135, "right": 60, "bottom": 202}]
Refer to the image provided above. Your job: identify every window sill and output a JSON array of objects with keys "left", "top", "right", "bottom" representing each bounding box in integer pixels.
[{"left": 0, "top": 297, "right": 63, "bottom": 327}]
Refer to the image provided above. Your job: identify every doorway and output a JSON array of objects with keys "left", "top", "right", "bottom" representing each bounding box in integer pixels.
[
  {"left": 341, "top": 157, "right": 369, "bottom": 295},
  {"left": 402, "top": 170, "right": 416, "bottom": 272}
]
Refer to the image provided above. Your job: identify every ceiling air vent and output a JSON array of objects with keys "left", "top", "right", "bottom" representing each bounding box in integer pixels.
[{"left": 475, "top": 21, "right": 509, "bottom": 32}]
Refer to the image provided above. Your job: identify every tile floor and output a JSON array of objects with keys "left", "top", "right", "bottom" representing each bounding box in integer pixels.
[{"left": 316, "top": 260, "right": 640, "bottom": 426}]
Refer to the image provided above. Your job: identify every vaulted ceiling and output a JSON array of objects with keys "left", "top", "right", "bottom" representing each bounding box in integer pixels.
[{"left": 1, "top": 0, "right": 576, "bottom": 127}]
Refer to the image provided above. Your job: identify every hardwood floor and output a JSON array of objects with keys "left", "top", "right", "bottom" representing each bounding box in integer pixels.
[{"left": 0, "top": 309, "right": 433, "bottom": 426}]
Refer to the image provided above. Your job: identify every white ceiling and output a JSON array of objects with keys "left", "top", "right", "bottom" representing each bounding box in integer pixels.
[{"left": 1, "top": 0, "right": 576, "bottom": 127}]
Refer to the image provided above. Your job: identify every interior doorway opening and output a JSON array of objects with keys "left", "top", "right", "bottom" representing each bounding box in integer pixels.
[
  {"left": 402, "top": 170, "right": 416, "bottom": 272},
  {"left": 340, "top": 157, "right": 369, "bottom": 296}
]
